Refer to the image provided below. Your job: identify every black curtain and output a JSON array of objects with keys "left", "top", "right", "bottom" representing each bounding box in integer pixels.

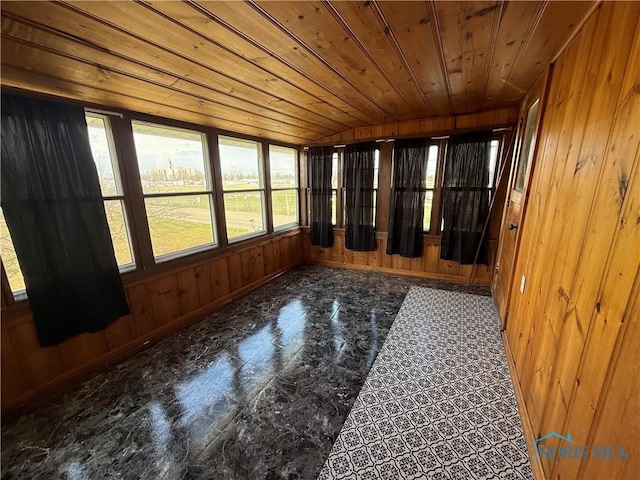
[
  {"left": 344, "top": 142, "right": 376, "bottom": 251},
  {"left": 386, "top": 138, "right": 429, "bottom": 258},
  {"left": 309, "top": 146, "right": 334, "bottom": 248},
  {"left": 440, "top": 131, "right": 492, "bottom": 265},
  {"left": 1, "top": 94, "right": 130, "bottom": 347}
]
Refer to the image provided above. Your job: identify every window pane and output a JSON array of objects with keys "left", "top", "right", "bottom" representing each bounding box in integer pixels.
[
  {"left": 331, "top": 152, "right": 338, "bottom": 189},
  {"left": 489, "top": 140, "right": 500, "bottom": 188},
  {"left": 272, "top": 190, "right": 299, "bottom": 230},
  {"left": 224, "top": 192, "right": 265, "bottom": 241},
  {"left": 145, "top": 195, "right": 215, "bottom": 258},
  {"left": 220, "top": 136, "right": 263, "bottom": 191},
  {"left": 133, "top": 122, "right": 209, "bottom": 195},
  {"left": 104, "top": 200, "right": 134, "bottom": 268},
  {"left": 516, "top": 100, "right": 539, "bottom": 191},
  {"left": 373, "top": 149, "right": 380, "bottom": 189},
  {"left": 331, "top": 190, "right": 337, "bottom": 226},
  {"left": 0, "top": 209, "right": 25, "bottom": 294},
  {"left": 423, "top": 190, "right": 434, "bottom": 232},
  {"left": 426, "top": 145, "right": 439, "bottom": 188},
  {"left": 373, "top": 190, "right": 378, "bottom": 228},
  {"left": 269, "top": 145, "right": 297, "bottom": 188},
  {"left": 86, "top": 114, "right": 121, "bottom": 196}
]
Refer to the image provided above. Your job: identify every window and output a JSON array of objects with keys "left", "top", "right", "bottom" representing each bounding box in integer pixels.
[
  {"left": 0, "top": 208, "right": 26, "bottom": 299},
  {"left": 269, "top": 145, "right": 299, "bottom": 231},
  {"left": 86, "top": 114, "right": 135, "bottom": 270},
  {"left": 423, "top": 144, "right": 439, "bottom": 233},
  {"left": 515, "top": 100, "right": 539, "bottom": 192},
  {"left": 331, "top": 151, "right": 339, "bottom": 226},
  {"left": 489, "top": 139, "right": 500, "bottom": 189},
  {"left": 219, "top": 136, "right": 266, "bottom": 242},
  {"left": 373, "top": 148, "right": 380, "bottom": 228},
  {"left": 132, "top": 121, "right": 216, "bottom": 260},
  {"left": 1, "top": 113, "right": 135, "bottom": 299}
]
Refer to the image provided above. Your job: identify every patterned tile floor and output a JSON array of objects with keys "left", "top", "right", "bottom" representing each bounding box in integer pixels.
[{"left": 319, "top": 287, "right": 534, "bottom": 480}]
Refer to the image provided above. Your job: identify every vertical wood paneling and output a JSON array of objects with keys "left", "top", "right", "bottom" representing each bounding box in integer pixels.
[
  {"left": 210, "top": 256, "right": 230, "bottom": 300},
  {"left": 578, "top": 277, "right": 640, "bottom": 478},
  {"left": 250, "top": 246, "right": 265, "bottom": 283},
  {"left": 147, "top": 274, "right": 181, "bottom": 325},
  {"left": 304, "top": 231, "right": 494, "bottom": 285},
  {"left": 518, "top": 6, "right": 604, "bottom": 433},
  {"left": 501, "top": 3, "right": 640, "bottom": 479},
  {"left": 240, "top": 250, "right": 252, "bottom": 287},
  {"left": 227, "top": 253, "right": 244, "bottom": 293},
  {"left": 195, "top": 263, "right": 214, "bottom": 307},
  {"left": 10, "top": 321, "right": 66, "bottom": 387},
  {"left": 127, "top": 283, "right": 155, "bottom": 337},
  {"left": 2, "top": 231, "right": 303, "bottom": 414},
  {"left": 279, "top": 236, "right": 290, "bottom": 268},
  {"left": 103, "top": 315, "right": 136, "bottom": 352},
  {"left": 272, "top": 237, "right": 283, "bottom": 272},
  {"left": 263, "top": 241, "right": 275, "bottom": 276},
  {"left": 59, "top": 331, "right": 109, "bottom": 374},
  {"left": 1, "top": 329, "right": 32, "bottom": 405},
  {"left": 176, "top": 267, "right": 201, "bottom": 315},
  {"left": 290, "top": 233, "right": 303, "bottom": 265}
]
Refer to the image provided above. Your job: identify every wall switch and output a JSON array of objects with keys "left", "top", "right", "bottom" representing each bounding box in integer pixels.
[{"left": 520, "top": 275, "right": 526, "bottom": 294}]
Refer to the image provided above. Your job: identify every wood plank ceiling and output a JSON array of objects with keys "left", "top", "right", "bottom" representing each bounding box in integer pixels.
[{"left": 1, "top": 1, "right": 595, "bottom": 145}]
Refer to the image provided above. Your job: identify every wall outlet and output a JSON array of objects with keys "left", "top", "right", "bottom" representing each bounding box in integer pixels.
[{"left": 520, "top": 275, "right": 526, "bottom": 294}]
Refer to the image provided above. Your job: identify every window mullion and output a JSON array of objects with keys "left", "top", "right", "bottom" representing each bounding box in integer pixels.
[
  {"left": 208, "top": 130, "right": 228, "bottom": 249},
  {"left": 263, "top": 140, "right": 274, "bottom": 235},
  {"left": 110, "top": 116, "right": 155, "bottom": 269}
]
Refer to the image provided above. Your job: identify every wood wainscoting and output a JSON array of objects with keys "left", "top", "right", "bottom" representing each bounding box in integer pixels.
[
  {"left": 303, "top": 230, "right": 494, "bottom": 286},
  {"left": 1, "top": 230, "right": 303, "bottom": 415}
]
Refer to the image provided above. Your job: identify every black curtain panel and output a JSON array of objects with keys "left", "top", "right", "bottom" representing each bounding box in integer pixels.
[
  {"left": 308, "top": 146, "right": 334, "bottom": 248},
  {"left": 440, "top": 131, "right": 493, "bottom": 265},
  {"left": 386, "top": 138, "right": 430, "bottom": 258},
  {"left": 344, "top": 142, "right": 376, "bottom": 252},
  {"left": 1, "top": 94, "right": 130, "bottom": 347}
]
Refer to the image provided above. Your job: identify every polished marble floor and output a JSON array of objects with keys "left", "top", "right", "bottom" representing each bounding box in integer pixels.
[{"left": 2, "top": 266, "right": 489, "bottom": 480}]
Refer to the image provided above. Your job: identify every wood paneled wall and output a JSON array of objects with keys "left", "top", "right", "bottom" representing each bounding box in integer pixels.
[
  {"left": 503, "top": 2, "right": 639, "bottom": 478},
  {"left": 303, "top": 230, "right": 494, "bottom": 285},
  {"left": 313, "top": 106, "right": 518, "bottom": 145},
  {"left": 1, "top": 231, "right": 303, "bottom": 414},
  {"left": 305, "top": 107, "right": 515, "bottom": 286}
]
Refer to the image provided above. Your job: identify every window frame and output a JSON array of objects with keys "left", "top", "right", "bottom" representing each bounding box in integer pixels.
[
  {"left": 86, "top": 112, "right": 137, "bottom": 272},
  {"left": 268, "top": 144, "right": 300, "bottom": 232},
  {"left": 218, "top": 134, "right": 267, "bottom": 244},
  {"left": 131, "top": 119, "right": 218, "bottom": 262},
  {"left": 436, "top": 133, "right": 506, "bottom": 235},
  {"left": 422, "top": 142, "right": 443, "bottom": 235},
  {"left": 372, "top": 148, "right": 380, "bottom": 230},
  {"left": 0, "top": 105, "right": 304, "bottom": 311},
  {"left": 0, "top": 209, "right": 27, "bottom": 301}
]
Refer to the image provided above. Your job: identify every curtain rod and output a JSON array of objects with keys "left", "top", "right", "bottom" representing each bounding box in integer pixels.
[{"left": 84, "top": 107, "right": 124, "bottom": 119}]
